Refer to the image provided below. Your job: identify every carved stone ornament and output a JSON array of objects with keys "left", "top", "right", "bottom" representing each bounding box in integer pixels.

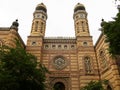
[{"left": 53, "top": 57, "right": 67, "bottom": 70}]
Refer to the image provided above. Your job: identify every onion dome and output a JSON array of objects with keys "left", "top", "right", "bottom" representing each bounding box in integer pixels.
[
  {"left": 101, "top": 19, "right": 106, "bottom": 28},
  {"left": 12, "top": 19, "right": 19, "bottom": 27},
  {"left": 10, "top": 19, "right": 19, "bottom": 30},
  {"left": 74, "top": 3, "right": 85, "bottom": 12},
  {"left": 36, "top": 3, "right": 47, "bottom": 13}
]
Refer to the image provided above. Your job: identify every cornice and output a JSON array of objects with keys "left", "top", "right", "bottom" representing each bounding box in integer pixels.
[
  {"left": 43, "top": 37, "right": 76, "bottom": 43},
  {"left": 0, "top": 27, "right": 10, "bottom": 31}
]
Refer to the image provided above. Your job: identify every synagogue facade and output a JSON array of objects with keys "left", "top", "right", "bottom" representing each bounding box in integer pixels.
[{"left": 0, "top": 3, "right": 120, "bottom": 90}]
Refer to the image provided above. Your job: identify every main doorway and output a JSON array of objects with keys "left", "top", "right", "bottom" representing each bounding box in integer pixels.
[{"left": 53, "top": 82, "right": 65, "bottom": 90}]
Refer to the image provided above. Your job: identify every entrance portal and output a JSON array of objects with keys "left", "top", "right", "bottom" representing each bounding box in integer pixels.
[{"left": 53, "top": 82, "right": 65, "bottom": 90}]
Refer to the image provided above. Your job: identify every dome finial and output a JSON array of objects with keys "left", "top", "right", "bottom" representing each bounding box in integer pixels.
[
  {"left": 74, "top": 3, "right": 85, "bottom": 12},
  {"left": 35, "top": 3, "right": 47, "bottom": 13},
  {"left": 10, "top": 19, "right": 19, "bottom": 30},
  {"left": 101, "top": 18, "right": 106, "bottom": 28}
]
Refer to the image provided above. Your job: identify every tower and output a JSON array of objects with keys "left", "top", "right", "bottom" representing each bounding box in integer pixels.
[
  {"left": 8, "top": 20, "right": 20, "bottom": 47},
  {"left": 73, "top": 3, "right": 89, "bottom": 37},
  {"left": 30, "top": 3, "right": 47, "bottom": 37},
  {"left": 73, "top": 3, "right": 99, "bottom": 88},
  {"left": 26, "top": 3, "right": 47, "bottom": 62}
]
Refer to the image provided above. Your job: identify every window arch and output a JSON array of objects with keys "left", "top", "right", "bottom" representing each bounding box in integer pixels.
[
  {"left": 84, "top": 56, "right": 92, "bottom": 73},
  {"left": 35, "top": 21, "right": 38, "bottom": 31},
  {"left": 99, "top": 49, "right": 107, "bottom": 69},
  {"left": 107, "top": 85, "right": 112, "bottom": 90},
  {"left": 40, "top": 22, "right": 43, "bottom": 33}
]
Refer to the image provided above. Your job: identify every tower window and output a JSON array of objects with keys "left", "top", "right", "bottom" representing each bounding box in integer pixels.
[
  {"left": 35, "top": 21, "right": 38, "bottom": 31},
  {"left": 81, "top": 21, "right": 85, "bottom": 32},
  {"left": 52, "top": 45, "right": 56, "bottom": 49},
  {"left": 41, "top": 22, "right": 43, "bottom": 25},
  {"left": 32, "top": 42, "right": 36, "bottom": 46},
  {"left": 37, "top": 14, "right": 40, "bottom": 18},
  {"left": 83, "top": 42, "right": 87, "bottom": 46},
  {"left": 41, "top": 22, "right": 43, "bottom": 33},
  {"left": 71, "top": 45, "right": 75, "bottom": 49},
  {"left": 76, "top": 16, "right": 79, "bottom": 19},
  {"left": 45, "top": 45, "right": 49, "bottom": 49},
  {"left": 64, "top": 45, "right": 67, "bottom": 49},
  {"left": 58, "top": 45, "right": 61, "bottom": 48},
  {"left": 42, "top": 16, "right": 44, "bottom": 19}
]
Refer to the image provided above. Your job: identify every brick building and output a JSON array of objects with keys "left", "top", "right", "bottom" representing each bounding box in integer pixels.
[{"left": 0, "top": 3, "right": 120, "bottom": 90}]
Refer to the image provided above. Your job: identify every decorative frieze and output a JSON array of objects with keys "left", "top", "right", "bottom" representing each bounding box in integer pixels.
[{"left": 44, "top": 44, "right": 76, "bottom": 50}]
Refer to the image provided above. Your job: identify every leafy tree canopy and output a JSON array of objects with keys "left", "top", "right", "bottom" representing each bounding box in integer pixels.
[
  {"left": 0, "top": 39, "right": 48, "bottom": 90},
  {"left": 81, "top": 80, "right": 108, "bottom": 90},
  {"left": 101, "top": 11, "right": 120, "bottom": 56}
]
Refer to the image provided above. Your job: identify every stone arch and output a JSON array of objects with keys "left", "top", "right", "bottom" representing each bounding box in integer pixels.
[
  {"left": 107, "top": 85, "right": 112, "bottom": 90},
  {"left": 106, "top": 81, "right": 113, "bottom": 90},
  {"left": 50, "top": 78, "right": 69, "bottom": 90},
  {"left": 53, "top": 82, "right": 65, "bottom": 90}
]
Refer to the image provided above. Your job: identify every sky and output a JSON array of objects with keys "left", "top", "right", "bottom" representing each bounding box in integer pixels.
[{"left": 0, "top": 0, "right": 119, "bottom": 44}]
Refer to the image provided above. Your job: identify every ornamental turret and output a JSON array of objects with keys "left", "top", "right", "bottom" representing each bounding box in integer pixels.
[
  {"left": 30, "top": 3, "right": 47, "bottom": 37},
  {"left": 73, "top": 3, "right": 90, "bottom": 37}
]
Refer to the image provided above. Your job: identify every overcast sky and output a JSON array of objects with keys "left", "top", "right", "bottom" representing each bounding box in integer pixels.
[{"left": 0, "top": 0, "right": 119, "bottom": 44}]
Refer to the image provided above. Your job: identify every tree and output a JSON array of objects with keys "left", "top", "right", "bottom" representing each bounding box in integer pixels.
[
  {"left": 0, "top": 39, "right": 48, "bottom": 90},
  {"left": 81, "top": 81, "right": 103, "bottom": 90},
  {"left": 101, "top": 4, "right": 120, "bottom": 75},
  {"left": 101, "top": 11, "right": 120, "bottom": 56},
  {"left": 81, "top": 80, "right": 108, "bottom": 90}
]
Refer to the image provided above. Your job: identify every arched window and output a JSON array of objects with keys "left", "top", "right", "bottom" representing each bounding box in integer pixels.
[
  {"left": 83, "top": 42, "right": 87, "bottom": 46},
  {"left": 45, "top": 45, "right": 49, "bottom": 49},
  {"left": 53, "top": 82, "right": 65, "bottom": 90},
  {"left": 107, "top": 85, "right": 112, "bottom": 90},
  {"left": 64, "top": 45, "right": 67, "bottom": 49},
  {"left": 84, "top": 56, "right": 92, "bottom": 73},
  {"left": 35, "top": 21, "right": 38, "bottom": 31},
  {"left": 81, "top": 21, "right": 85, "bottom": 32},
  {"left": 99, "top": 50, "right": 107, "bottom": 69},
  {"left": 40, "top": 22, "right": 43, "bottom": 33}
]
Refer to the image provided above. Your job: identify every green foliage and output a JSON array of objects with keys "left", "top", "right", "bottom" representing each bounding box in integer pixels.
[
  {"left": 0, "top": 39, "right": 48, "bottom": 90},
  {"left": 81, "top": 81, "right": 104, "bottom": 90},
  {"left": 102, "top": 12, "right": 120, "bottom": 56},
  {"left": 81, "top": 80, "right": 109, "bottom": 90}
]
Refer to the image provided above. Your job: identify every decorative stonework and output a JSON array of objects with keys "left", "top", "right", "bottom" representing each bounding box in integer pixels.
[
  {"left": 52, "top": 56, "right": 68, "bottom": 70},
  {"left": 44, "top": 44, "right": 76, "bottom": 50},
  {"left": 49, "top": 77, "right": 69, "bottom": 90}
]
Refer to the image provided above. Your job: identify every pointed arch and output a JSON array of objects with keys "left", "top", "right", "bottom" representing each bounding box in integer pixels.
[
  {"left": 107, "top": 85, "right": 112, "bottom": 90},
  {"left": 99, "top": 49, "right": 107, "bottom": 69},
  {"left": 35, "top": 21, "right": 38, "bottom": 31}
]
